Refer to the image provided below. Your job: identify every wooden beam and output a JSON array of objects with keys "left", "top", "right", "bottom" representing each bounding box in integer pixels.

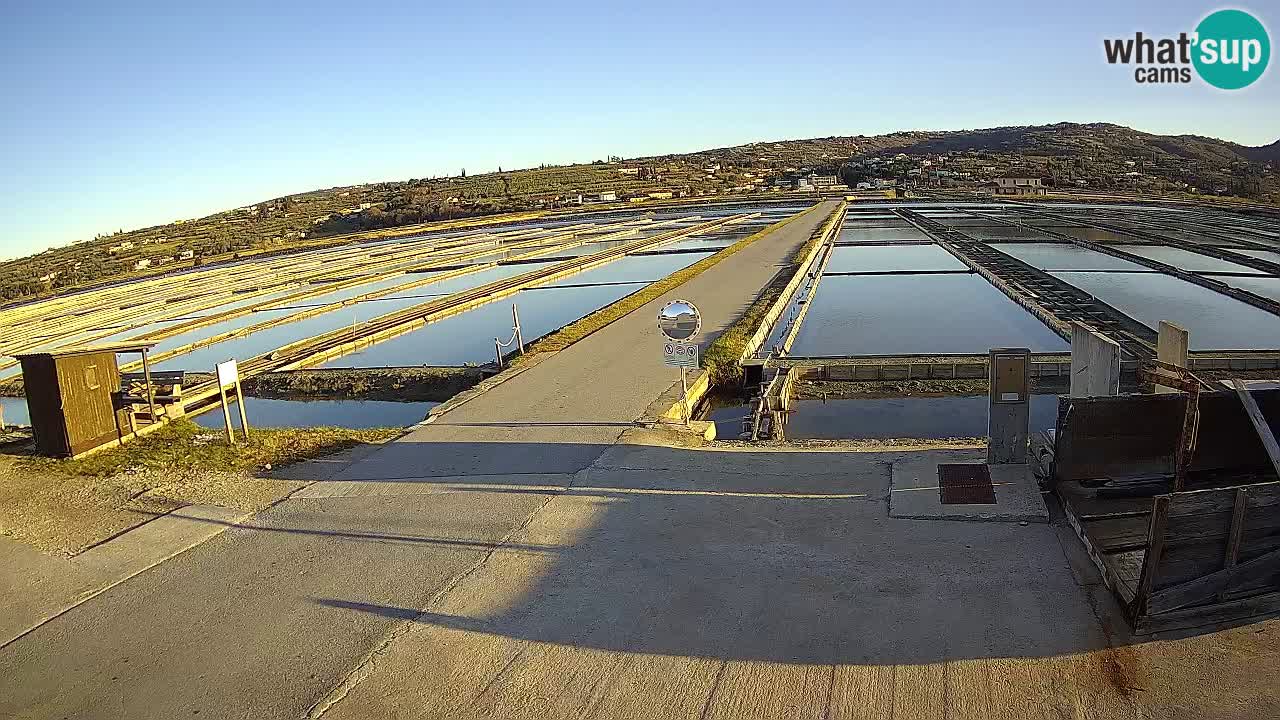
[
  {"left": 140, "top": 349, "right": 157, "bottom": 423},
  {"left": 1148, "top": 546, "right": 1280, "bottom": 615},
  {"left": 1224, "top": 488, "right": 1250, "bottom": 570},
  {"left": 1232, "top": 379, "right": 1280, "bottom": 479},
  {"left": 1220, "top": 488, "right": 1250, "bottom": 603},
  {"left": 1135, "top": 589, "right": 1280, "bottom": 635},
  {"left": 1135, "top": 495, "right": 1171, "bottom": 619}
]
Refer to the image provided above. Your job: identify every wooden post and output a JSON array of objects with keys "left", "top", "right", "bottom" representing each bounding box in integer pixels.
[
  {"left": 1156, "top": 322, "right": 1190, "bottom": 395},
  {"left": 219, "top": 385, "right": 235, "bottom": 445},
  {"left": 1135, "top": 495, "right": 1171, "bottom": 617},
  {"left": 233, "top": 377, "right": 250, "bottom": 440},
  {"left": 1069, "top": 322, "right": 1120, "bottom": 398},
  {"left": 680, "top": 367, "right": 689, "bottom": 426},
  {"left": 140, "top": 349, "right": 158, "bottom": 422},
  {"left": 494, "top": 338, "right": 504, "bottom": 369},
  {"left": 1232, "top": 379, "right": 1280, "bottom": 478}
]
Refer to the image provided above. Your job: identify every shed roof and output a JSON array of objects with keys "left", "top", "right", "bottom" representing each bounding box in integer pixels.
[{"left": 13, "top": 341, "right": 157, "bottom": 360}]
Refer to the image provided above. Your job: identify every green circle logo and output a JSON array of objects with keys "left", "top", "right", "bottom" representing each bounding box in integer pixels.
[{"left": 1193, "top": 9, "right": 1270, "bottom": 89}]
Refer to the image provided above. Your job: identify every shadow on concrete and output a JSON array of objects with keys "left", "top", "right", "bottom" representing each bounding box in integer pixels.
[
  {"left": 118, "top": 436, "right": 1269, "bottom": 670},
  {"left": 282, "top": 437, "right": 1186, "bottom": 666}
]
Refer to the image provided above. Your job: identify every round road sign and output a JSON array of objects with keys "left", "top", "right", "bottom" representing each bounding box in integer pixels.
[{"left": 658, "top": 299, "right": 701, "bottom": 341}]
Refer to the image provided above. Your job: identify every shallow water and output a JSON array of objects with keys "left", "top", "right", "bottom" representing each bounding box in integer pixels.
[
  {"left": 541, "top": 252, "right": 712, "bottom": 288},
  {"left": 790, "top": 274, "right": 1068, "bottom": 356},
  {"left": 1232, "top": 248, "right": 1280, "bottom": 265},
  {"left": 320, "top": 281, "right": 649, "bottom": 368},
  {"left": 1203, "top": 275, "right": 1280, "bottom": 303},
  {"left": 990, "top": 243, "right": 1151, "bottom": 272},
  {"left": 153, "top": 263, "right": 557, "bottom": 371},
  {"left": 1110, "top": 245, "right": 1266, "bottom": 275},
  {"left": 193, "top": 397, "right": 437, "bottom": 429},
  {"left": 1052, "top": 271, "right": 1280, "bottom": 350},
  {"left": 824, "top": 244, "right": 966, "bottom": 273},
  {"left": 1, "top": 396, "right": 30, "bottom": 425},
  {"left": 786, "top": 394, "right": 1060, "bottom": 440},
  {"left": 837, "top": 227, "right": 929, "bottom": 243}
]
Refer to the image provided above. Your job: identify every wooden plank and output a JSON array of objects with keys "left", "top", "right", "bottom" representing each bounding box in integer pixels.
[
  {"left": 1161, "top": 505, "right": 1280, "bottom": 545},
  {"left": 1135, "top": 589, "right": 1280, "bottom": 634},
  {"left": 1054, "top": 392, "right": 1280, "bottom": 483},
  {"left": 1224, "top": 488, "right": 1250, "bottom": 570},
  {"left": 1081, "top": 515, "right": 1152, "bottom": 552},
  {"left": 140, "top": 349, "right": 157, "bottom": 424},
  {"left": 1152, "top": 527, "right": 1280, "bottom": 588},
  {"left": 1232, "top": 379, "right": 1280, "bottom": 479},
  {"left": 1221, "top": 488, "right": 1251, "bottom": 602},
  {"left": 1156, "top": 321, "right": 1190, "bottom": 395},
  {"left": 1134, "top": 496, "right": 1170, "bottom": 616},
  {"left": 1059, "top": 490, "right": 1122, "bottom": 588},
  {"left": 1100, "top": 551, "right": 1141, "bottom": 603},
  {"left": 1162, "top": 480, "right": 1280, "bottom": 516},
  {"left": 1147, "top": 546, "right": 1280, "bottom": 615}
]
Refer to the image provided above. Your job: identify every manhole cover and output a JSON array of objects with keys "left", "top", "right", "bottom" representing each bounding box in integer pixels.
[{"left": 938, "top": 464, "right": 996, "bottom": 505}]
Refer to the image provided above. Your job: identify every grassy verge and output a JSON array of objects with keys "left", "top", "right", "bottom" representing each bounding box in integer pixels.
[
  {"left": 515, "top": 203, "right": 827, "bottom": 362},
  {"left": 701, "top": 202, "right": 844, "bottom": 386},
  {"left": 1, "top": 420, "right": 400, "bottom": 554},
  {"left": 19, "top": 420, "right": 399, "bottom": 478},
  {"left": 241, "top": 367, "right": 484, "bottom": 402}
]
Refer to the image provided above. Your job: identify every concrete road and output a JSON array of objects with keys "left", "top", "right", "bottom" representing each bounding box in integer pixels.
[
  {"left": 330, "top": 201, "right": 838, "bottom": 482},
  {"left": 311, "top": 441, "right": 1280, "bottom": 720},
  {"left": 7, "top": 197, "right": 1275, "bottom": 719},
  {"left": 0, "top": 203, "right": 837, "bottom": 719},
  {"left": 314, "top": 444, "right": 1138, "bottom": 720}
]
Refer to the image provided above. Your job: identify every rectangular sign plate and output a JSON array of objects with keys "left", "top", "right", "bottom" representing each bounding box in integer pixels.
[
  {"left": 662, "top": 341, "right": 699, "bottom": 368},
  {"left": 215, "top": 359, "right": 239, "bottom": 388}
]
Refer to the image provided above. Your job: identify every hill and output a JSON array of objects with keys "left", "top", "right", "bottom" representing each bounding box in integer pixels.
[{"left": 2, "top": 122, "right": 1276, "bottom": 306}]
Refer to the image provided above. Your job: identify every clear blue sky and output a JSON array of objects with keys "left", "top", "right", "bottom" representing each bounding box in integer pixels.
[{"left": 2, "top": 0, "right": 1275, "bottom": 258}]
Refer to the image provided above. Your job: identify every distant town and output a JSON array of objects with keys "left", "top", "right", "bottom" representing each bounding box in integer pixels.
[{"left": 3, "top": 121, "right": 1276, "bottom": 305}]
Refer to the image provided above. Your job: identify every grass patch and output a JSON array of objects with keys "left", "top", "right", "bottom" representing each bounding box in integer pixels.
[
  {"left": 19, "top": 420, "right": 399, "bottom": 478},
  {"left": 243, "top": 367, "right": 484, "bottom": 402},
  {"left": 517, "top": 203, "right": 828, "bottom": 361},
  {"left": 701, "top": 202, "right": 844, "bottom": 386}
]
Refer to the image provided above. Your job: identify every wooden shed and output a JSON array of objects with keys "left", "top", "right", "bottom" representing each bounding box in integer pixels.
[{"left": 14, "top": 342, "right": 156, "bottom": 458}]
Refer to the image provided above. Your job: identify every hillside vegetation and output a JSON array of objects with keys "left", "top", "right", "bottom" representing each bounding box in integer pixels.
[{"left": 4, "top": 122, "right": 1276, "bottom": 306}]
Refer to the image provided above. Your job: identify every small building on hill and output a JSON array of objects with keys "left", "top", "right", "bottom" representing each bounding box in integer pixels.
[{"left": 995, "top": 177, "right": 1047, "bottom": 196}]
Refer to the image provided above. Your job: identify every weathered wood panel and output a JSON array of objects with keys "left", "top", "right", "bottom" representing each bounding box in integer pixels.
[
  {"left": 1054, "top": 390, "right": 1280, "bottom": 483},
  {"left": 1069, "top": 322, "right": 1120, "bottom": 398}
]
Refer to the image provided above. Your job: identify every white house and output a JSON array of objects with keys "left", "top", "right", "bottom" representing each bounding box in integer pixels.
[{"left": 994, "top": 177, "right": 1047, "bottom": 196}]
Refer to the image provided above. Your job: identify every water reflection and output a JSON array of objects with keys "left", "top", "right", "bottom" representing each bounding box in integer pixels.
[
  {"left": 193, "top": 397, "right": 437, "bottom": 430},
  {"left": 786, "top": 394, "right": 1060, "bottom": 440},
  {"left": 791, "top": 274, "right": 1067, "bottom": 356}
]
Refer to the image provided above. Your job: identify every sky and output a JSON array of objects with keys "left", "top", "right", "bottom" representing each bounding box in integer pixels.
[{"left": 2, "top": 0, "right": 1276, "bottom": 259}]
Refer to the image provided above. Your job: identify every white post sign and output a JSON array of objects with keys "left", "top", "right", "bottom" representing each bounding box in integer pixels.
[
  {"left": 214, "top": 359, "right": 250, "bottom": 444},
  {"left": 663, "top": 341, "right": 699, "bottom": 368},
  {"left": 215, "top": 359, "right": 238, "bottom": 388},
  {"left": 658, "top": 300, "right": 702, "bottom": 425}
]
